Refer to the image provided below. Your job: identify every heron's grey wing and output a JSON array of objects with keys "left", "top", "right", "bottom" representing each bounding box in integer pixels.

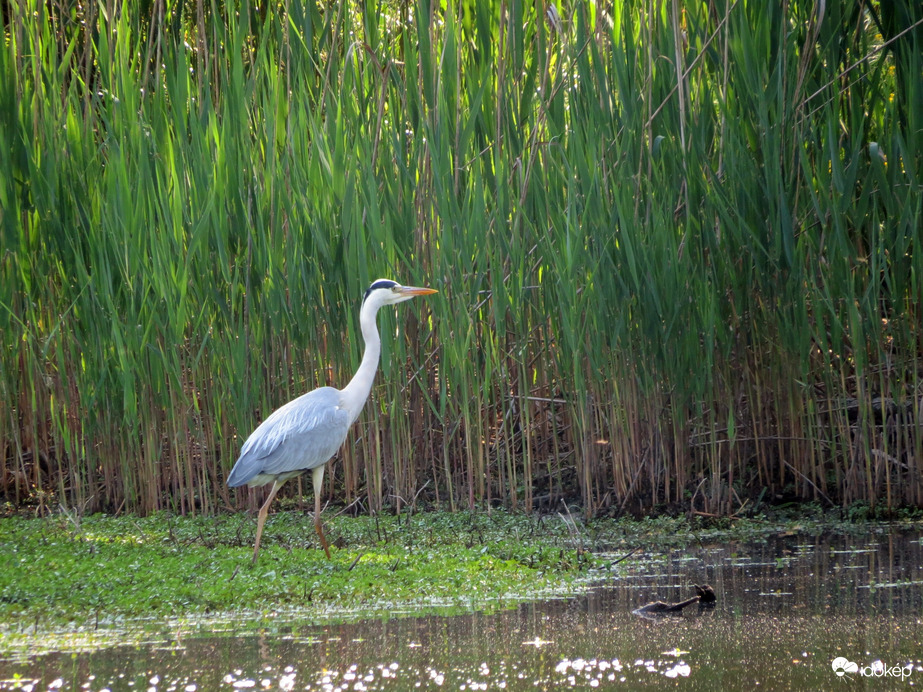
[{"left": 226, "top": 387, "right": 351, "bottom": 487}]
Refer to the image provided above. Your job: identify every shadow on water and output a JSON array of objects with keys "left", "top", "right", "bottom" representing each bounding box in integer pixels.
[{"left": 2, "top": 530, "right": 922, "bottom": 690}]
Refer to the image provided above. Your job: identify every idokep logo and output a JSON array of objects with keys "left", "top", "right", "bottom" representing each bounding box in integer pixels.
[
  {"left": 831, "top": 657, "right": 913, "bottom": 680},
  {"left": 831, "top": 658, "right": 858, "bottom": 677}
]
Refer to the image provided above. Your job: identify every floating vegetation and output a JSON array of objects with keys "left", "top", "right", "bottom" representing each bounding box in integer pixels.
[{"left": 3, "top": 510, "right": 922, "bottom": 661}]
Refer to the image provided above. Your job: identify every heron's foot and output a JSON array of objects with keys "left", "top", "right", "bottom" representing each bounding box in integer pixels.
[
  {"left": 315, "top": 520, "right": 332, "bottom": 560},
  {"left": 251, "top": 543, "right": 262, "bottom": 565},
  {"left": 250, "top": 532, "right": 265, "bottom": 565}
]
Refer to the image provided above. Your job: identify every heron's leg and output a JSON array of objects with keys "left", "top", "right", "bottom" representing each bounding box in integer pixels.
[
  {"left": 252, "top": 479, "right": 284, "bottom": 564},
  {"left": 312, "top": 465, "right": 331, "bottom": 559}
]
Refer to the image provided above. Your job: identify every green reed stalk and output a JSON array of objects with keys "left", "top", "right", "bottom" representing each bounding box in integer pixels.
[{"left": 1, "top": 0, "right": 920, "bottom": 518}]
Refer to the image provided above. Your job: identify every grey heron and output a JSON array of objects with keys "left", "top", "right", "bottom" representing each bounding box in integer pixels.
[{"left": 227, "top": 279, "right": 438, "bottom": 563}]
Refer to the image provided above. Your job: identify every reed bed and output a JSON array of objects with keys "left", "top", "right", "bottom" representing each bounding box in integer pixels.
[{"left": 1, "top": 0, "right": 921, "bottom": 518}]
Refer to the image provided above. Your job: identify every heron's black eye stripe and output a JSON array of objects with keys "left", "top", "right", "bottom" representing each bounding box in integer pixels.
[
  {"left": 364, "top": 279, "right": 398, "bottom": 302},
  {"left": 370, "top": 279, "right": 398, "bottom": 290}
]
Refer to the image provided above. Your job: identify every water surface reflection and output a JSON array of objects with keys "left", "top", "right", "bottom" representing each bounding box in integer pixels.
[{"left": 3, "top": 530, "right": 922, "bottom": 690}]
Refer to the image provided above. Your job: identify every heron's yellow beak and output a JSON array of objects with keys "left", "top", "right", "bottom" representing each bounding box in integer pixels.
[{"left": 398, "top": 286, "right": 438, "bottom": 296}]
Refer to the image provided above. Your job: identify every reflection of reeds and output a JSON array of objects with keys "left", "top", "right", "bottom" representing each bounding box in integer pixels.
[{"left": 1, "top": 2, "right": 920, "bottom": 516}]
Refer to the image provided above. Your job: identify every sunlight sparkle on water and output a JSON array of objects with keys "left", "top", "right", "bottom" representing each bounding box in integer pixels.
[
  {"left": 664, "top": 663, "right": 692, "bottom": 678},
  {"left": 522, "top": 637, "right": 552, "bottom": 647}
]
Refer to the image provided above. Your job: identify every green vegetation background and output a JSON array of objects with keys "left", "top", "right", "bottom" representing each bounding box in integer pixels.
[
  {"left": 2, "top": 507, "right": 917, "bottom": 650},
  {"left": 1, "top": 1, "right": 921, "bottom": 518}
]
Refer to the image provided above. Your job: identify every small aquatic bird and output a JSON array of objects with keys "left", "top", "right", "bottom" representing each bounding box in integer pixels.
[
  {"left": 632, "top": 584, "right": 717, "bottom": 619},
  {"left": 227, "top": 279, "right": 438, "bottom": 563}
]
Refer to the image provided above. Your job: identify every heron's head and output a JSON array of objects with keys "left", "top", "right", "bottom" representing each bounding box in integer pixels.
[{"left": 362, "top": 279, "right": 438, "bottom": 308}]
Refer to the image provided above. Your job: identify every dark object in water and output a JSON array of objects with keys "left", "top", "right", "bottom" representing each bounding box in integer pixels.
[
  {"left": 633, "top": 584, "right": 717, "bottom": 618},
  {"left": 633, "top": 595, "right": 701, "bottom": 614},
  {"left": 695, "top": 584, "right": 716, "bottom": 603}
]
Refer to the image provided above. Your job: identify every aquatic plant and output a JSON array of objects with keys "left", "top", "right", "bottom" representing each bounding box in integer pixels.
[
  {"left": 0, "top": 511, "right": 593, "bottom": 630},
  {"left": 1, "top": 1, "right": 921, "bottom": 517},
  {"left": 1, "top": 508, "right": 916, "bottom": 639}
]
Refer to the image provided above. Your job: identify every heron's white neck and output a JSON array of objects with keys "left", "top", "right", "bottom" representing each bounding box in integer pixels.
[{"left": 339, "top": 297, "right": 384, "bottom": 423}]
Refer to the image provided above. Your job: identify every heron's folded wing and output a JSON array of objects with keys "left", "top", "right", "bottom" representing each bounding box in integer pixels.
[{"left": 227, "top": 388, "right": 350, "bottom": 486}]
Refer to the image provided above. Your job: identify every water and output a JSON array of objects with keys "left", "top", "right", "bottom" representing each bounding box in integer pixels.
[{"left": 3, "top": 530, "right": 922, "bottom": 690}]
